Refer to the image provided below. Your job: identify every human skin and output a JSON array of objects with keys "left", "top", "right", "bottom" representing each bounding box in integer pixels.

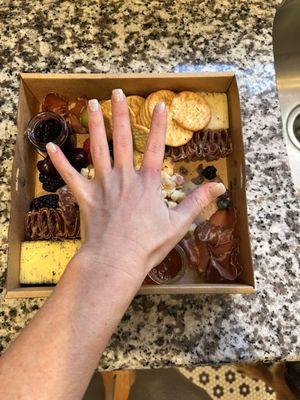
[{"left": 0, "top": 90, "right": 225, "bottom": 399}]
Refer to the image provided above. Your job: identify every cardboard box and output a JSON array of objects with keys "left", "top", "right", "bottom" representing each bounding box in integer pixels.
[{"left": 6, "top": 72, "right": 254, "bottom": 298}]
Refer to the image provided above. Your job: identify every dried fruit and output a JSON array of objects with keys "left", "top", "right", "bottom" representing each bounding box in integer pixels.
[
  {"left": 39, "top": 174, "right": 65, "bottom": 192},
  {"left": 202, "top": 166, "right": 217, "bottom": 180},
  {"left": 30, "top": 194, "right": 59, "bottom": 210}
]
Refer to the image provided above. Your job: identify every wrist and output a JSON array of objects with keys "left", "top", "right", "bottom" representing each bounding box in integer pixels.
[{"left": 74, "top": 241, "right": 147, "bottom": 285}]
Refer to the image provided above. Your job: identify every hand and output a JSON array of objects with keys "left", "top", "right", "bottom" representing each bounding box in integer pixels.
[{"left": 46, "top": 89, "right": 225, "bottom": 282}]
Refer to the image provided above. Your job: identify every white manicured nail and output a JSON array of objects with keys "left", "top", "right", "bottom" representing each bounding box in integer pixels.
[
  {"left": 46, "top": 142, "right": 58, "bottom": 154},
  {"left": 155, "top": 102, "right": 166, "bottom": 113},
  {"left": 112, "top": 88, "right": 124, "bottom": 102},
  {"left": 209, "top": 182, "right": 226, "bottom": 197},
  {"left": 88, "top": 99, "right": 99, "bottom": 112}
]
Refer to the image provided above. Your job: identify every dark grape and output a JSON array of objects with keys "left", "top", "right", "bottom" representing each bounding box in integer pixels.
[
  {"left": 37, "top": 156, "right": 59, "bottom": 178},
  {"left": 68, "top": 148, "right": 89, "bottom": 171}
]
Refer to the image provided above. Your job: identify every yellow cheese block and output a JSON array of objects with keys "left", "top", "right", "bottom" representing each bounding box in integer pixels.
[
  {"left": 200, "top": 92, "right": 229, "bottom": 130},
  {"left": 20, "top": 240, "right": 81, "bottom": 285}
]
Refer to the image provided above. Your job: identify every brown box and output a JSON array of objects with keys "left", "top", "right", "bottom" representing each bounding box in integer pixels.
[{"left": 6, "top": 72, "right": 254, "bottom": 298}]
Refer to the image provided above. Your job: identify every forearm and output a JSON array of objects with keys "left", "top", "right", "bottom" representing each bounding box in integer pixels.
[{"left": 0, "top": 246, "right": 142, "bottom": 400}]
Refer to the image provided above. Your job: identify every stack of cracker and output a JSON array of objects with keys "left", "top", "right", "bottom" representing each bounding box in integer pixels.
[{"left": 100, "top": 90, "right": 231, "bottom": 161}]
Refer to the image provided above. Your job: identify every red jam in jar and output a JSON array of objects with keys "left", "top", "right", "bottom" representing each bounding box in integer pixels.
[
  {"left": 147, "top": 245, "right": 186, "bottom": 284},
  {"left": 26, "top": 111, "right": 73, "bottom": 153}
]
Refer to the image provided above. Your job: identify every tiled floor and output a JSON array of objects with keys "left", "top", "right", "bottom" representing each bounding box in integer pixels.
[{"left": 179, "top": 365, "right": 276, "bottom": 400}]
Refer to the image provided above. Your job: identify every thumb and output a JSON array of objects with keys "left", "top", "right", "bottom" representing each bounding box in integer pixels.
[
  {"left": 170, "top": 182, "right": 226, "bottom": 231},
  {"left": 46, "top": 142, "right": 86, "bottom": 199}
]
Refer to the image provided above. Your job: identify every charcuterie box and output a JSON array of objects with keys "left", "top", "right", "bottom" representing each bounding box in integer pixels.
[{"left": 6, "top": 73, "right": 254, "bottom": 298}]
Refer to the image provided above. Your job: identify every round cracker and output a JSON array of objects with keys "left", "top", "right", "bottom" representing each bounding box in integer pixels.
[
  {"left": 137, "top": 102, "right": 151, "bottom": 128},
  {"left": 100, "top": 100, "right": 113, "bottom": 140},
  {"left": 133, "top": 150, "right": 144, "bottom": 170},
  {"left": 146, "top": 90, "right": 175, "bottom": 118},
  {"left": 142, "top": 103, "right": 152, "bottom": 127},
  {"left": 100, "top": 99, "right": 112, "bottom": 117},
  {"left": 166, "top": 115, "right": 194, "bottom": 147},
  {"left": 127, "top": 96, "right": 145, "bottom": 123},
  {"left": 132, "top": 124, "right": 149, "bottom": 153},
  {"left": 170, "top": 91, "right": 211, "bottom": 131},
  {"left": 101, "top": 99, "right": 135, "bottom": 139}
]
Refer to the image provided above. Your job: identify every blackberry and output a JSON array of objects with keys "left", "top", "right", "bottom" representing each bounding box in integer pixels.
[
  {"left": 202, "top": 166, "right": 217, "bottom": 180},
  {"left": 30, "top": 194, "right": 59, "bottom": 210},
  {"left": 39, "top": 173, "right": 65, "bottom": 192}
]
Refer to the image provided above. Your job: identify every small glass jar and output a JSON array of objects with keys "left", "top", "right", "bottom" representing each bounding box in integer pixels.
[
  {"left": 147, "top": 245, "right": 187, "bottom": 284},
  {"left": 25, "top": 111, "right": 73, "bottom": 153}
]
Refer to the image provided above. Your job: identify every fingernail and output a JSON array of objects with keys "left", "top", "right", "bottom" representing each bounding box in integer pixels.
[
  {"left": 46, "top": 142, "right": 58, "bottom": 154},
  {"left": 88, "top": 99, "right": 99, "bottom": 112},
  {"left": 155, "top": 102, "right": 166, "bottom": 113},
  {"left": 112, "top": 88, "right": 124, "bottom": 102},
  {"left": 209, "top": 182, "right": 226, "bottom": 197}
]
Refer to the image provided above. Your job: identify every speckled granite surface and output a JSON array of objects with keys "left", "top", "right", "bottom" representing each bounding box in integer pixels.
[{"left": 0, "top": 0, "right": 299, "bottom": 370}]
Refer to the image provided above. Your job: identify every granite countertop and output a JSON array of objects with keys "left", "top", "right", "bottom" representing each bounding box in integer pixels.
[{"left": 1, "top": 0, "right": 300, "bottom": 370}]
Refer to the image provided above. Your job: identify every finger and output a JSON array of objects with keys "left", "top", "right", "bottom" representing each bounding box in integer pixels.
[
  {"left": 170, "top": 182, "right": 226, "bottom": 231},
  {"left": 141, "top": 102, "right": 167, "bottom": 179},
  {"left": 88, "top": 99, "right": 112, "bottom": 175},
  {"left": 111, "top": 89, "right": 133, "bottom": 170},
  {"left": 46, "top": 142, "right": 86, "bottom": 198}
]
